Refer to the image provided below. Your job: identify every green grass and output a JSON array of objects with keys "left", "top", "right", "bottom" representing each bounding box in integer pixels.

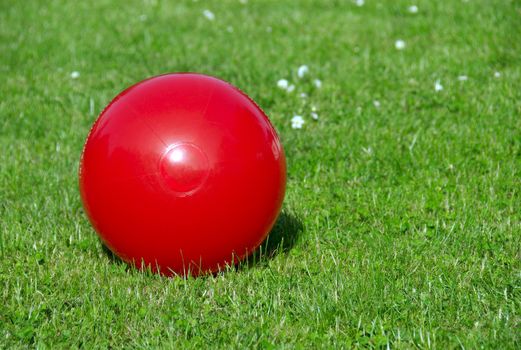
[{"left": 1, "top": 0, "right": 520, "bottom": 348}]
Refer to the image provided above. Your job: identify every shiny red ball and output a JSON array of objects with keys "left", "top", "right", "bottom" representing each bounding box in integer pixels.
[{"left": 79, "top": 73, "right": 286, "bottom": 276}]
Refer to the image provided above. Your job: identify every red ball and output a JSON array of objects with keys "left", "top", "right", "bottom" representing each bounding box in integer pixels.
[{"left": 79, "top": 73, "right": 286, "bottom": 276}]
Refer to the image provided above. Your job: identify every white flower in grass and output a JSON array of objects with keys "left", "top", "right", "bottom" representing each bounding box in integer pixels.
[
  {"left": 70, "top": 71, "right": 80, "bottom": 79},
  {"left": 311, "top": 112, "right": 319, "bottom": 120},
  {"left": 277, "top": 79, "right": 289, "bottom": 89},
  {"left": 297, "top": 65, "right": 309, "bottom": 78},
  {"left": 434, "top": 79, "right": 443, "bottom": 92},
  {"left": 458, "top": 75, "right": 468, "bottom": 81},
  {"left": 291, "top": 115, "right": 305, "bottom": 129},
  {"left": 300, "top": 92, "right": 308, "bottom": 99},
  {"left": 494, "top": 71, "right": 501, "bottom": 78},
  {"left": 355, "top": 0, "right": 364, "bottom": 6},
  {"left": 395, "top": 40, "right": 406, "bottom": 50},
  {"left": 373, "top": 100, "right": 381, "bottom": 108},
  {"left": 287, "top": 84, "right": 295, "bottom": 93},
  {"left": 408, "top": 5, "right": 418, "bottom": 13},
  {"left": 203, "top": 10, "right": 215, "bottom": 21},
  {"left": 313, "top": 79, "right": 322, "bottom": 88}
]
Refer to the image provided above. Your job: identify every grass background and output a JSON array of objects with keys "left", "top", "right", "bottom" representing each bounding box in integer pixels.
[{"left": 1, "top": 0, "right": 520, "bottom": 348}]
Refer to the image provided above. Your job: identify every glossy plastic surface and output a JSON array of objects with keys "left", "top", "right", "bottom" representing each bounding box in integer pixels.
[{"left": 79, "top": 73, "right": 286, "bottom": 276}]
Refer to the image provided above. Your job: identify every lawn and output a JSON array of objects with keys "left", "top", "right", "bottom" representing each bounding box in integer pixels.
[{"left": 1, "top": 0, "right": 520, "bottom": 348}]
